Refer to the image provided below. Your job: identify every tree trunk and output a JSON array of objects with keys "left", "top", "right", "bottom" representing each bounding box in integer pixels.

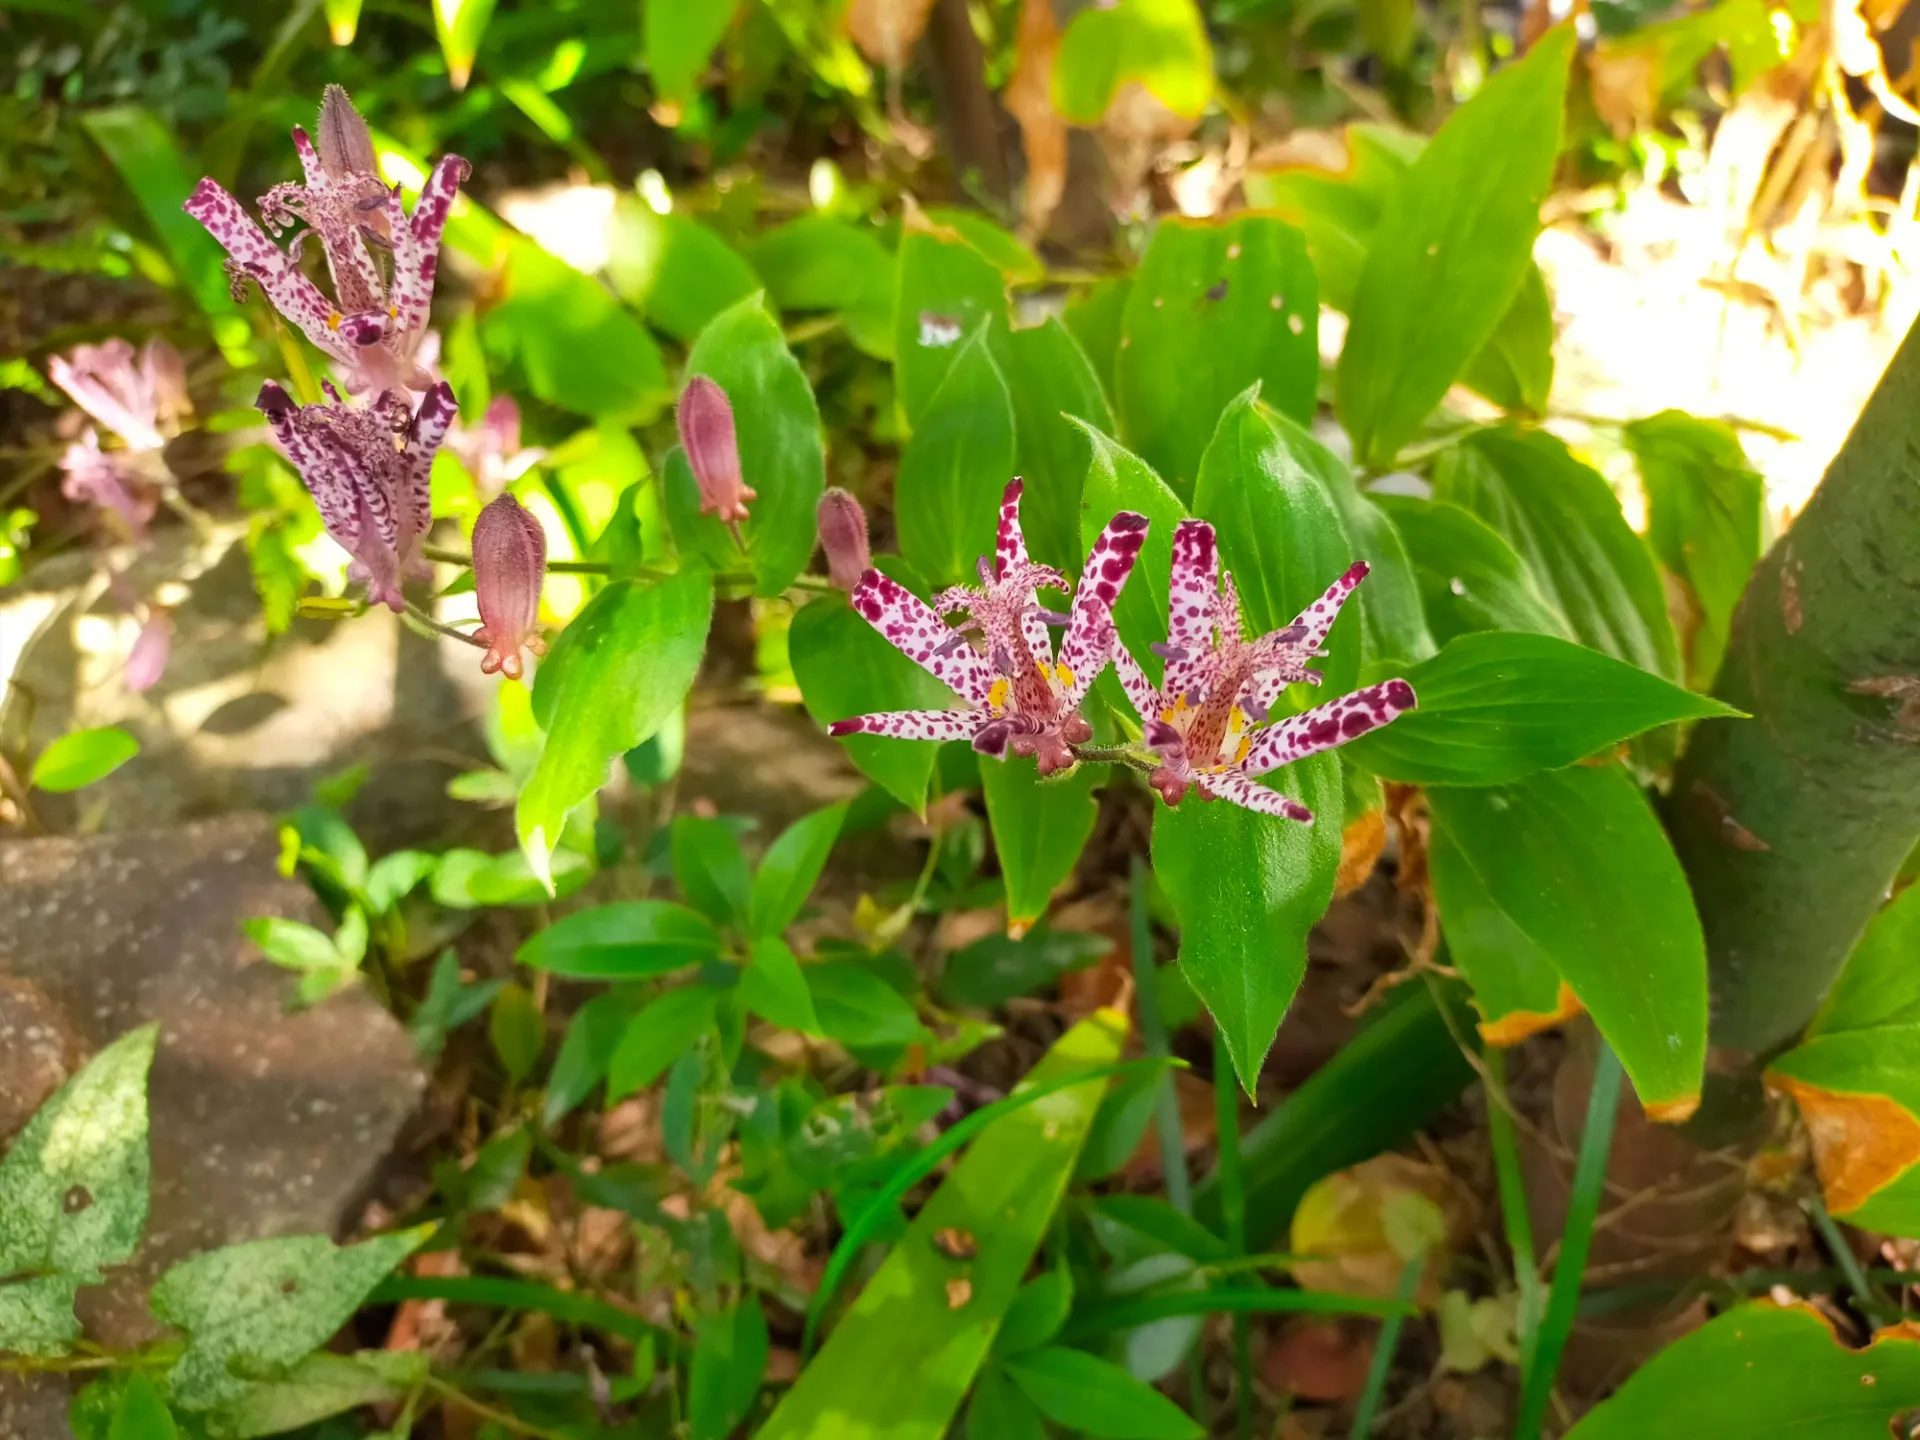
[{"left": 1668, "top": 313, "right": 1920, "bottom": 1118}]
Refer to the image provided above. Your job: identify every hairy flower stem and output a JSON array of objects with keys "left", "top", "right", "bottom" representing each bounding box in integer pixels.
[{"left": 402, "top": 600, "right": 487, "bottom": 649}]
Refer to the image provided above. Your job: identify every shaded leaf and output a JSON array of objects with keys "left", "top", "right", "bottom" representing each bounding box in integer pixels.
[
  {"left": 606, "top": 204, "right": 761, "bottom": 342},
  {"left": 981, "top": 760, "right": 1104, "bottom": 935},
  {"left": 1374, "top": 493, "right": 1570, "bottom": 646},
  {"left": 518, "top": 900, "right": 723, "bottom": 978},
  {"left": 672, "top": 814, "right": 753, "bottom": 929},
  {"left": 1004, "top": 1346, "right": 1202, "bottom": 1438},
  {"left": 606, "top": 986, "right": 722, "bottom": 1098},
  {"left": 994, "top": 316, "right": 1114, "bottom": 572},
  {"left": 894, "top": 224, "right": 1006, "bottom": 427},
  {"left": 689, "top": 1298, "right": 769, "bottom": 1440},
  {"left": 894, "top": 325, "right": 1018, "bottom": 589}
]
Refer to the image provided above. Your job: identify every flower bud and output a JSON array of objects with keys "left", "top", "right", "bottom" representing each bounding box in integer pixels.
[
  {"left": 677, "top": 376, "right": 756, "bottom": 524},
  {"left": 124, "top": 611, "right": 172, "bottom": 694},
  {"left": 816, "top": 487, "right": 870, "bottom": 591},
  {"left": 316, "top": 84, "right": 379, "bottom": 181},
  {"left": 472, "top": 493, "right": 548, "bottom": 680}
]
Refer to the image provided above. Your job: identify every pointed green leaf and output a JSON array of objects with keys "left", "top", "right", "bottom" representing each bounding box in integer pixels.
[
  {"left": 1427, "top": 764, "right": 1706, "bottom": 1117},
  {"left": 518, "top": 901, "right": 722, "bottom": 978},
  {"left": 894, "top": 226, "right": 1006, "bottom": 427},
  {"left": 1152, "top": 755, "right": 1342, "bottom": 1092},
  {"left": 689, "top": 1298, "right": 768, "bottom": 1440},
  {"left": 645, "top": 0, "right": 741, "bottom": 109},
  {"left": 1336, "top": 27, "right": 1574, "bottom": 466},
  {"left": 1374, "top": 493, "right": 1571, "bottom": 646},
  {"left": 994, "top": 316, "right": 1115, "bottom": 572},
  {"left": 743, "top": 937, "right": 823, "bottom": 1034},
  {"left": 1076, "top": 424, "right": 1188, "bottom": 691},
  {"left": 981, "top": 760, "right": 1104, "bottom": 935},
  {"left": 109, "top": 1372, "right": 178, "bottom": 1440},
  {"left": 31, "top": 726, "right": 139, "bottom": 793},
  {"left": 1003, "top": 1346, "right": 1202, "bottom": 1439},
  {"left": 752, "top": 802, "right": 848, "bottom": 938},
  {"left": 606, "top": 986, "right": 722, "bottom": 1099},
  {"left": 672, "top": 815, "right": 753, "bottom": 929},
  {"left": 895, "top": 325, "right": 1017, "bottom": 589},
  {"left": 519, "top": 568, "right": 714, "bottom": 884},
  {"left": 1116, "top": 215, "right": 1318, "bottom": 502}
]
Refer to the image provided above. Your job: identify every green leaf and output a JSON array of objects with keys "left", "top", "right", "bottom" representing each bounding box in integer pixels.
[
  {"left": 758, "top": 1012, "right": 1127, "bottom": 1440},
  {"left": 646, "top": 0, "right": 741, "bottom": 109},
  {"left": 1434, "top": 426, "right": 1680, "bottom": 682},
  {"left": 790, "top": 593, "right": 953, "bottom": 813},
  {"left": 672, "top": 815, "right": 753, "bottom": 929},
  {"left": 0, "top": 1023, "right": 156, "bottom": 1354},
  {"left": 1064, "top": 275, "right": 1132, "bottom": 403},
  {"left": 752, "top": 802, "right": 848, "bottom": 938},
  {"left": 1335, "top": 27, "right": 1574, "bottom": 466},
  {"left": 242, "top": 917, "right": 345, "bottom": 974},
  {"left": 925, "top": 207, "right": 1046, "bottom": 283},
  {"left": 80, "top": 108, "right": 249, "bottom": 358},
  {"left": 995, "top": 1270, "right": 1075, "bottom": 1356},
  {"left": 1301, "top": 445, "right": 1435, "bottom": 667},
  {"left": 1003, "top": 1347, "right": 1202, "bottom": 1439},
  {"left": 1190, "top": 390, "right": 1361, "bottom": 699},
  {"left": 1459, "top": 263, "right": 1556, "bottom": 417},
  {"left": 1076, "top": 424, "right": 1190, "bottom": 691},
  {"left": 1624, "top": 409, "right": 1766, "bottom": 686},
  {"left": 806, "top": 963, "right": 925, "bottom": 1048},
  {"left": 543, "top": 992, "right": 633, "bottom": 1124},
  {"left": 1562, "top": 1304, "right": 1920, "bottom": 1439},
  {"left": 362, "top": 850, "right": 436, "bottom": 916},
  {"left": 1766, "top": 1022, "right": 1920, "bottom": 1231},
  {"left": 894, "top": 225, "right": 1006, "bottom": 427},
  {"left": 994, "top": 316, "right": 1115, "bottom": 572},
  {"left": 1427, "top": 764, "right": 1706, "bottom": 1118},
  {"left": 206, "top": 1351, "right": 424, "bottom": 1439},
  {"left": 1051, "top": 0, "right": 1212, "bottom": 124},
  {"left": 1428, "top": 822, "right": 1567, "bottom": 1042},
  {"left": 433, "top": 0, "right": 495, "bottom": 88},
  {"left": 431, "top": 847, "right": 591, "bottom": 908},
  {"left": 937, "top": 928, "right": 1112, "bottom": 1010},
  {"left": 665, "top": 294, "right": 826, "bottom": 597},
  {"left": 1343, "top": 632, "right": 1739, "bottom": 786},
  {"left": 606, "top": 204, "right": 761, "bottom": 342},
  {"left": 517, "top": 900, "right": 723, "bottom": 978},
  {"left": 1374, "top": 493, "right": 1571, "bottom": 646},
  {"left": 749, "top": 214, "right": 894, "bottom": 319},
  {"left": 409, "top": 951, "right": 504, "bottom": 1064},
  {"left": 108, "top": 1372, "right": 178, "bottom": 1440},
  {"left": 489, "top": 983, "right": 545, "bottom": 1085},
  {"left": 1152, "top": 755, "right": 1342, "bottom": 1093},
  {"left": 519, "top": 568, "right": 714, "bottom": 885},
  {"left": 968, "top": 1366, "right": 1049, "bottom": 1440},
  {"left": 1811, "top": 882, "right": 1920, "bottom": 1037},
  {"left": 606, "top": 986, "right": 722, "bottom": 1099},
  {"left": 895, "top": 325, "right": 1018, "bottom": 589},
  {"left": 31, "top": 726, "right": 139, "bottom": 793},
  {"left": 981, "top": 760, "right": 1103, "bottom": 935},
  {"left": 689, "top": 1298, "right": 769, "bottom": 1440},
  {"left": 1116, "top": 216, "right": 1318, "bottom": 503},
  {"left": 743, "top": 937, "right": 823, "bottom": 1034},
  {"left": 152, "top": 1227, "right": 431, "bottom": 1411}
]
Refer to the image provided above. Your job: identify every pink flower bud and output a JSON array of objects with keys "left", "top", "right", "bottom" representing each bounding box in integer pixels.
[
  {"left": 316, "top": 84, "right": 379, "bottom": 181},
  {"left": 472, "top": 493, "right": 548, "bottom": 680},
  {"left": 676, "top": 376, "right": 756, "bottom": 524},
  {"left": 816, "top": 487, "right": 870, "bottom": 591},
  {"left": 124, "top": 611, "right": 172, "bottom": 694}
]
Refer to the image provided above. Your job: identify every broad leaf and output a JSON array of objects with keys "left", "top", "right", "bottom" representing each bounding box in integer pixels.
[
  {"left": 0, "top": 1025, "right": 156, "bottom": 1356},
  {"left": 968, "top": 1366, "right": 1049, "bottom": 1440},
  {"left": 543, "top": 992, "right": 634, "bottom": 1124},
  {"left": 667, "top": 294, "right": 826, "bottom": 596},
  {"left": 645, "top": 0, "right": 741, "bottom": 111},
  {"left": 749, "top": 214, "right": 895, "bottom": 341},
  {"left": 1076, "top": 424, "right": 1189, "bottom": 691},
  {"left": 757, "top": 1012, "right": 1127, "bottom": 1440},
  {"left": 993, "top": 316, "right": 1115, "bottom": 572},
  {"left": 1063, "top": 275, "right": 1132, "bottom": 402},
  {"left": 1429, "top": 822, "right": 1572, "bottom": 1044},
  {"left": 743, "top": 937, "right": 823, "bottom": 1034},
  {"left": 937, "top": 929, "right": 1112, "bottom": 1009},
  {"left": 807, "top": 963, "right": 926, "bottom": 1048},
  {"left": 1051, "top": 0, "right": 1212, "bottom": 124},
  {"left": 894, "top": 325, "right": 1018, "bottom": 589},
  {"left": 1344, "top": 632, "right": 1738, "bottom": 785},
  {"left": 1003, "top": 1346, "right": 1201, "bottom": 1439},
  {"left": 519, "top": 568, "right": 714, "bottom": 885},
  {"left": 1810, "top": 881, "right": 1920, "bottom": 1038},
  {"left": 790, "top": 593, "right": 954, "bottom": 813},
  {"left": 1624, "top": 409, "right": 1765, "bottom": 686},
  {"left": 981, "top": 760, "right": 1104, "bottom": 935},
  {"left": 31, "top": 726, "right": 139, "bottom": 793},
  {"left": 517, "top": 900, "right": 722, "bottom": 977},
  {"left": 1152, "top": 754, "right": 1342, "bottom": 1093},
  {"left": 1459, "top": 263, "right": 1555, "bottom": 417},
  {"left": 606, "top": 205, "right": 761, "bottom": 342},
  {"left": 672, "top": 814, "right": 753, "bottom": 929},
  {"left": 1335, "top": 27, "right": 1574, "bottom": 466},
  {"left": 689, "top": 1298, "right": 769, "bottom": 1440},
  {"left": 1426, "top": 764, "right": 1706, "bottom": 1118},
  {"left": 1192, "top": 392, "right": 1361, "bottom": 699},
  {"left": 209, "top": 1351, "right": 424, "bottom": 1439},
  {"left": 1563, "top": 1304, "right": 1920, "bottom": 1439},
  {"left": 1374, "top": 493, "right": 1570, "bottom": 646},
  {"left": 893, "top": 224, "right": 1006, "bottom": 427},
  {"left": 994, "top": 1271, "right": 1074, "bottom": 1356},
  {"left": 752, "top": 801, "right": 849, "bottom": 937},
  {"left": 1433, "top": 426, "right": 1680, "bottom": 682},
  {"left": 1116, "top": 215, "right": 1318, "bottom": 503},
  {"left": 607, "top": 986, "right": 723, "bottom": 1098},
  {"left": 152, "top": 1228, "right": 430, "bottom": 1411},
  {"left": 1298, "top": 438, "right": 1434, "bottom": 666},
  {"left": 108, "top": 1373, "right": 178, "bottom": 1440}
]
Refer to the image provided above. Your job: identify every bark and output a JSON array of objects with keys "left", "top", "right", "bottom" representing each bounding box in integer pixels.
[{"left": 1668, "top": 314, "right": 1920, "bottom": 1074}]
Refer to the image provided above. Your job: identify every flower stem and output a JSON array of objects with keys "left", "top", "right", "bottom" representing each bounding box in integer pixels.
[{"left": 402, "top": 600, "right": 486, "bottom": 649}]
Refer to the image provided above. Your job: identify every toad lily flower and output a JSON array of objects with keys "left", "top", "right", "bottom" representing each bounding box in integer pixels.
[
  {"left": 1113, "top": 519, "right": 1416, "bottom": 821},
  {"left": 677, "top": 376, "right": 755, "bottom": 525},
  {"left": 256, "top": 379, "right": 456, "bottom": 612},
  {"left": 829, "top": 479, "right": 1148, "bottom": 775},
  {"left": 184, "top": 85, "right": 467, "bottom": 396},
  {"left": 448, "top": 394, "right": 544, "bottom": 495},
  {"left": 48, "top": 336, "right": 191, "bottom": 538},
  {"left": 472, "top": 492, "right": 548, "bottom": 680}
]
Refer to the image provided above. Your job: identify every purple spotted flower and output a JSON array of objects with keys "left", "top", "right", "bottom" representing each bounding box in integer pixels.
[
  {"left": 828, "top": 478, "right": 1148, "bottom": 776},
  {"left": 256, "top": 379, "right": 456, "bottom": 613},
  {"left": 1112, "top": 519, "right": 1416, "bottom": 821},
  {"left": 448, "top": 394, "right": 544, "bottom": 495},
  {"left": 48, "top": 336, "right": 191, "bottom": 539},
  {"left": 184, "top": 85, "right": 468, "bottom": 396}
]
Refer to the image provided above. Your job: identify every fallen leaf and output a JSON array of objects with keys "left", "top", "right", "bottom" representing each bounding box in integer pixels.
[
  {"left": 1262, "top": 1317, "right": 1376, "bottom": 1401},
  {"left": 1006, "top": 0, "right": 1068, "bottom": 238},
  {"left": 1769, "top": 1074, "right": 1920, "bottom": 1215}
]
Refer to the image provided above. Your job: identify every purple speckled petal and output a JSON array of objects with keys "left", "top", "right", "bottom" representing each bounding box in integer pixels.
[
  {"left": 1239, "top": 677, "right": 1416, "bottom": 778},
  {"left": 1203, "top": 768, "right": 1315, "bottom": 822},
  {"left": 827, "top": 709, "right": 981, "bottom": 743},
  {"left": 1057, "top": 511, "right": 1148, "bottom": 707},
  {"left": 1163, "top": 520, "right": 1221, "bottom": 700},
  {"left": 396, "top": 380, "right": 456, "bottom": 570},
  {"left": 184, "top": 178, "right": 355, "bottom": 363},
  {"left": 1110, "top": 639, "right": 1161, "bottom": 721},
  {"left": 848, "top": 569, "right": 993, "bottom": 705}
]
